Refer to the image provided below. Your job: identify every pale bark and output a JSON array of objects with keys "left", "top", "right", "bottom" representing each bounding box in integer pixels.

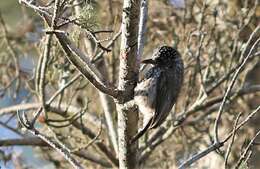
[{"left": 117, "top": 0, "right": 141, "bottom": 168}]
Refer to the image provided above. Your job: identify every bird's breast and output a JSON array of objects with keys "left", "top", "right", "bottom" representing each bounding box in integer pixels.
[{"left": 134, "top": 71, "right": 160, "bottom": 117}]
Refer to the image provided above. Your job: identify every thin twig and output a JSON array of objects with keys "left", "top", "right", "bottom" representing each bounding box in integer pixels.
[
  {"left": 72, "top": 119, "right": 103, "bottom": 152},
  {"left": 17, "top": 110, "right": 84, "bottom": 169},
  {"left": 224, "top": 112, "right": 242, "bottom": 168},
  {"left": 178, "top": 105, "right": 260, "bottom": 169},
  {"left": 234, "top": 130, "right": 260, "bottom": 169},
  {"left": 47, "top": 73, "right": 82, "bottom": 105},
  {"left": 214, "top": 26, "right": 260, "bottom": 143},
  {"left": 91, "top": 31, "right": 121, "bottom": 63}
]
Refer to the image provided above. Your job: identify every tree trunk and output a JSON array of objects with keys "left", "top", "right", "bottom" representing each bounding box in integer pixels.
[{"left": 117, "top": 0, "right": 141, "bottom": 168}]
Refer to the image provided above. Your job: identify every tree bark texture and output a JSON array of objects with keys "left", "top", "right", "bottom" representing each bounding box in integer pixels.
[{"left": 117, "top": 0, "right": 141, "bottom": 168}]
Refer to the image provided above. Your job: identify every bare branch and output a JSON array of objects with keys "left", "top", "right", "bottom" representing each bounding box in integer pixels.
[
  {"left": 17, "top": 111, "right": 84, "bottom": 169},
  {"left": 178, "top": 105, "right": 260, "bottom": 169},
  {"left": 224, "top": 112, "right": 242, "bottom": 168},
  {"left": 0, "top": 137, "right": 112, "bottom": 168},
  {"left": 234, "top": 130, "right": 260, "bottom": 169},
  {"left": 19, "top": 0, "right": 120, "bottom": 99},
  {"left": 137, "top": 0, "right": 148, "bottom": 64},
  {"left": 214, "top": 26, "right": 260, "bottom": 143}
]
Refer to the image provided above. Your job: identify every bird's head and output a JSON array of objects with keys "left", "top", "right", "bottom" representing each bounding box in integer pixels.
[{"left": 141, "top": 46, "right": 181, "bottom": 68}]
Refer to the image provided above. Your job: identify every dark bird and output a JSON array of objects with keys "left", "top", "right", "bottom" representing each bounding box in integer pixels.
[{"left": 131, "top": 46, "right": 184, "bottom": 143}]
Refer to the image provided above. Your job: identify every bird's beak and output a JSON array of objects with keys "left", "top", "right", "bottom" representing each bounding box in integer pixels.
[{"left": 141, "top": 59, "right": 156, "bottom": 65}]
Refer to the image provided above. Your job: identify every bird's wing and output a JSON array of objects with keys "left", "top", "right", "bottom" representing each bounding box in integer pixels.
[
  {"left": 131, "top": 68, "right": 160, "bottom": 143},
  {"left": 150, "top": 70, "right": 174, "bottom": 128}
]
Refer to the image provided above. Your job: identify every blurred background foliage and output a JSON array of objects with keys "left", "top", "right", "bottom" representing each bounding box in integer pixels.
[{"left": 0, "top": 0, "right": 259, "bottom": 168}]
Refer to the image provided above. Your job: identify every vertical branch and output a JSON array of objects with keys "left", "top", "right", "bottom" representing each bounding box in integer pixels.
[
  {"left": 37, "top": 0, "right": 60, "bottom": 119},
  {"left": 73, "top": 0, "right": 119, "bottom": 156},
  {"left": 40, "top": 36, "right": 52, "bottom": 105},
  {"left": 99, "top": 92, "right": 118, "bottom": 155},
  {"left": 0, "top": 13, "right": 20, "bottom": 93},
  {"left": 117, "top": 0, "right": 141, "bottom": 168},
  {"left": 137, "top": 0, "right": 148, "bottom": 65},
  {"left": 107, "top": 0, "right": 114, "bottom": 26},
  {"left": 224, "top": 112, "right": 241, "bottom": 168},
  {"left": 97, "top": 61, "right": 118, "bottom": 157}
]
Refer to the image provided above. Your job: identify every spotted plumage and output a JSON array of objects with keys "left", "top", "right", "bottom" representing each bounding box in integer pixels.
[{"left": 131, "top": 46, "right": 184, "bottom": 143}]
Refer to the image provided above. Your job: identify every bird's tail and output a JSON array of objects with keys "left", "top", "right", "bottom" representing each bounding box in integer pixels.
[{"left": 129, "top": 117, "right": 153, "bottom": 144}]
